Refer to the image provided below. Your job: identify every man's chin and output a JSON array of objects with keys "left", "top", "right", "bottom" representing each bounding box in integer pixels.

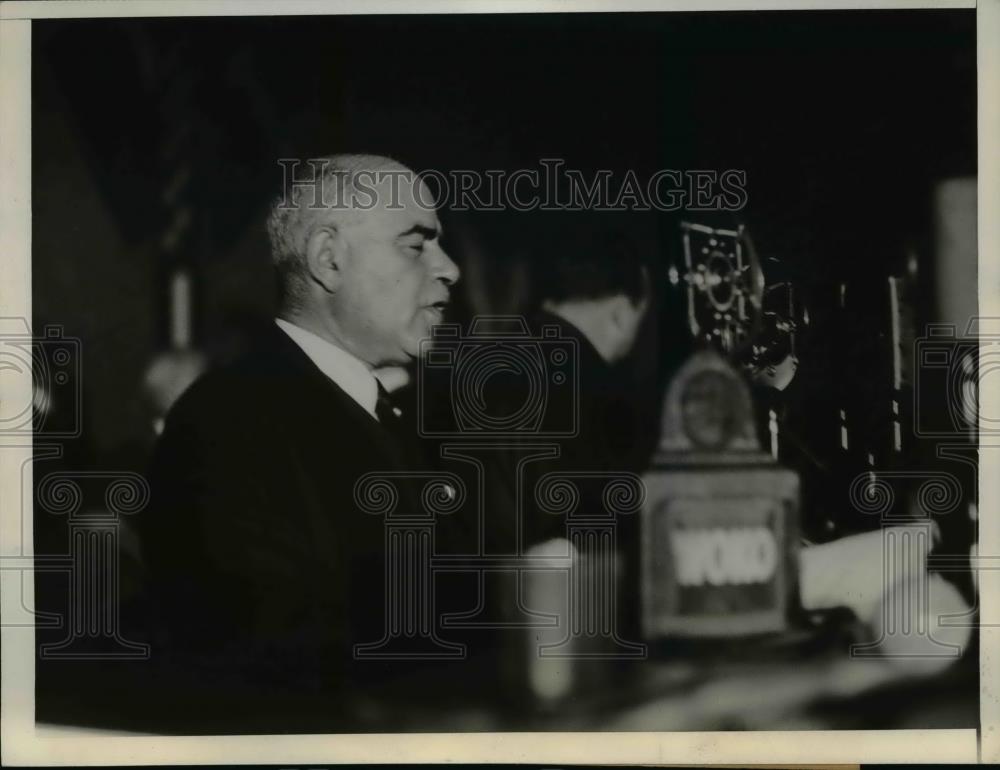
[
  {"left": 420, "top": 313, "right": 444, "bottom": 341},
  {"left": 396, "top": 312, "right": 449, "bottom": 360},
  {"left": 399, "top": 338, "right": 425, "bottom": 364}
]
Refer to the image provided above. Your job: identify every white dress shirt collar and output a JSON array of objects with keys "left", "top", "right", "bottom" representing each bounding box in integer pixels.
[{"left": 275, "top": 318, "right": 378, "bottom": 419}]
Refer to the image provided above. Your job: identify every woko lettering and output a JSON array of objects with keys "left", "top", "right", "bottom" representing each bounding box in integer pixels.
[{"left": 671, "top": 526, "right": 778, "bottom": 587}]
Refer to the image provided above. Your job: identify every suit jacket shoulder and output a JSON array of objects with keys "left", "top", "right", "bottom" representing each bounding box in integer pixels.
[{"left": 140, "top": 325, "right": 423, "bottom": 716}]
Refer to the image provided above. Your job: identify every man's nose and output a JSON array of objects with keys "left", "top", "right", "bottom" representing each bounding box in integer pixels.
[{"left": 429, "top": 243, "right": 460, "bottom": 286}]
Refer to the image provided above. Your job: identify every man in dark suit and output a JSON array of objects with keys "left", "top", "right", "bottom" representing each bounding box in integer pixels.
[
  {"left": 471, "top": 224, "right": 654, "bottom": 660},
  {"left": 483, "top": 224, "right": 653, "bottom": 550},
  {"left": 139, "top": 155, "right": 459, "bottom": 731}
]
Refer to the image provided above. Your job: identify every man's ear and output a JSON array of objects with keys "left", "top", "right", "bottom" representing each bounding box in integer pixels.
[{"left": 305, "top": 225, "right": 348, "bottom": 294}]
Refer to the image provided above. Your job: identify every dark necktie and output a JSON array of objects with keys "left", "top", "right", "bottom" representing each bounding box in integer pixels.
[
  {"left": 375, "top": 382, "right": 422, "bottom": 474},
  {"left": 375, "top": 382, "right": 403, "bottom": 429}
]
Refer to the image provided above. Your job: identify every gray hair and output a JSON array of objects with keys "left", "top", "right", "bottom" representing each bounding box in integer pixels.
[{"left": 266, "top": 153, "right": 411, "bottom": 305}]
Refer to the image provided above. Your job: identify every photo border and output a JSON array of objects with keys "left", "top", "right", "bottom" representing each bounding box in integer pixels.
[{"left": 1, "top": 0, "right": 994, "bottom": 764}]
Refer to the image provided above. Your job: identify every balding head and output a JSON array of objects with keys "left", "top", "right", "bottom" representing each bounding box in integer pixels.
[
  {"left": 267, "top": 153, "right": 459, "bottom": 367},
  {"left": 268, "top": 154, "right": 421, "bottom": 302}
]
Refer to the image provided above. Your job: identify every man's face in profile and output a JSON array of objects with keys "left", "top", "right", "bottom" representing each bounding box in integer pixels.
[{"left": 335, "top": 176, "right": 459, "bottom": 367}]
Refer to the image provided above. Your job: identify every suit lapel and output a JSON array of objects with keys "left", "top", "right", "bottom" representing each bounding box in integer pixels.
[{"left": 259, "top": 325, "right": 426, "bottom": 513}]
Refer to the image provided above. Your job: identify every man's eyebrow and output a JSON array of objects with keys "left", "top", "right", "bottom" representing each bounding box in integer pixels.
[{"left": 397, "top": 224, "right": 440, "bottom": 240}]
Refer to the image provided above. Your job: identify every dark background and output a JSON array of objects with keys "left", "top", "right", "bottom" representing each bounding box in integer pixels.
[{"left": 30, "top": 8, "right": 979, "bottom": 734}]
